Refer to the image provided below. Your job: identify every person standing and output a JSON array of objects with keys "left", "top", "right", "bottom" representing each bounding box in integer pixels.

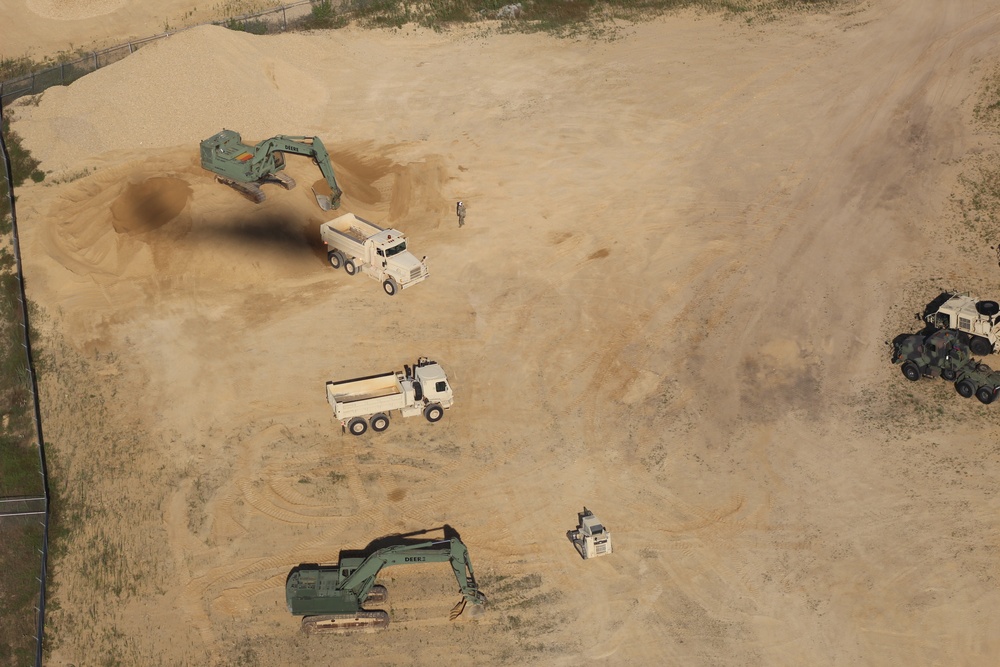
[{"left": 457, "top": 201, "right": 466, "bottom": 227}]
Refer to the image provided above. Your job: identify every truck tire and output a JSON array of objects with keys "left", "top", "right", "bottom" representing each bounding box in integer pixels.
[
  {"left": 976, "top": 300, "right": 1000, "bottom": 316},
  {"left": 976, "top": 386, "right": 996, "bottom": 405},
  {"left": 328, "top": 250, "right": 344, "bottom": 269},
  {"left": 423, "top": 403, "right": 444, "bottom": 423},
  {"left": 382, "top": 278, "right": 398, "bottom": 296},
  {"left": 348, "top": 417, "right": 368, "bottom": 435},
  {"left": 942, "top": 368, "right": 957, "bottom": 381},
  {"left": 901, "top": 361, "right": 921, "bottom": 382},
  {"left": 370, "top": 413, "right": 390, "bottom": 432},
  {"left": 344, "top": 259, "right": 358, "bottom": 276},
  {"left": 970, "top": 336, "right": 993, "bottom": 356},
  {"left": 956, "top": 379, "right": 976, "bottom": 399}
]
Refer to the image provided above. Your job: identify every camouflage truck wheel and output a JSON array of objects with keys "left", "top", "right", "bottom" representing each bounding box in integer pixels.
[
  {"left": 901, "top": 361, "right": 921, "bottom": 382},
  {"left": 956, "top": 379, "right": 976, "bottom": 399},
  {"left": 942, "top": 367, "right": 957, "bottom": 381},
  {"left": 976, "top": 386, "right": 997, "bottom": 405}
]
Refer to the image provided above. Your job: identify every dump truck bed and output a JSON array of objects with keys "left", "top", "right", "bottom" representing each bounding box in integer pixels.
[
  {"left": 326, "top": 371, "right": 406, "bottom": 420},
  {"left": 324, "top": 213, "right": 385, "bottom": 239}
]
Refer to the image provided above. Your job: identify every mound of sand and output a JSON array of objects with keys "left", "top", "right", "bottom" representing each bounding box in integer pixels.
[{"left": 16, "top": 25, "right": 330, "bottom": 173}]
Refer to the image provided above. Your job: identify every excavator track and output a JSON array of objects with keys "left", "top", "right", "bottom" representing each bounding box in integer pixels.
[
  {"left": 302, "top": 610, "right": 390, "bottom": 635},
  {"left": 216, "top": 176, "right": 265, "bottom": 204},
  {"left": 263, "top": 171, "right": 296, "bottom": 190},
  {"left": 365, "top": 585, "right": 389, "bottom": 605}
]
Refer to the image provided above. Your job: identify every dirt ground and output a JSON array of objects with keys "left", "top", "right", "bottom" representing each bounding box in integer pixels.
[{"left": 8, "top": 1, "right": 1000, "bottom": 665}]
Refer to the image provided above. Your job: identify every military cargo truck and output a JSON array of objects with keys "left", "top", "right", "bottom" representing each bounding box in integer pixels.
[
  {"left": 320, "top": 213, "right": 429, "bottom": 295},
  {"left": 952, "top": 360, "right": 1000, "bottom": 404},
  {"left": 326, "top": 357, "right": 453, "bottom": 435},
  {"left": 893, "top": 330, "right": 970, "bottom": 382},
  {"left": 924, "top": 293, "right": 1000, "bottom": 356},
  {"left": 893, "top": 330, "right": 1000, "bottom": 404}
]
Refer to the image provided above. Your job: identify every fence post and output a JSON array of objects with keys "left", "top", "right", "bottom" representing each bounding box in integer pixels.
[
  {"left": 283, "top": 6, "right": 287, "bottom": 30},
  {"left": 93, "top": 52, "right": 98, "bottom": 70},
  {"left": 128, "top": 41, "right": 134, "bottom": 54}
]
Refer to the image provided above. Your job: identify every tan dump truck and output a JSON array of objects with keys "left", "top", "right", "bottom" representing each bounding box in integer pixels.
[
  {"left": 320, "top": 213, "right": 429, "bottom": 295},
  {"left": 326, "top": 357, "right": 454, "bottom": 435}
]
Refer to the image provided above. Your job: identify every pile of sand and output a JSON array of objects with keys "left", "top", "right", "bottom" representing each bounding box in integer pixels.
[{"left": 16, "top": 25, "right": 330, "bottom": 174}]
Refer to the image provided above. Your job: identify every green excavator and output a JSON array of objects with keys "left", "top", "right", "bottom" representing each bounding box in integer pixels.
[
  {"left": 285, "top": 536, "right": 487, "bottom": 635},
  {"left": 199, "top": 129, "right": 343, "bottom": 210}
]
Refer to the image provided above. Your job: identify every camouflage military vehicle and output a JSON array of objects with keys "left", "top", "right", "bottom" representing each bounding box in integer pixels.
[
  {"left": 893, "top": 330, "right": 970, "bottom": 382},
  {"left": 953, "top": 360, "right": 1000, "bottom": 404},
  {"left": 893, "top": 329, "right": 1000, "bottom": 404}
]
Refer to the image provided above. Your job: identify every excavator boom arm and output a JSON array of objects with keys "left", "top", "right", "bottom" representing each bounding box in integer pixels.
[
  {"left": 250, "top": 135, "right": 343, "bottom": 209},
  {"left": 341, "top": 539, "right": 484, "bottom": 605}
]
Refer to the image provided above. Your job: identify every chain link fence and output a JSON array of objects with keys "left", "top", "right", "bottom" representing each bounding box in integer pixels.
[
  {"left": 0, "top": 0, "right": 322, "bottom": 108},
  {"left": 1, "top": 101, "right": 51, "bottom": 667}
]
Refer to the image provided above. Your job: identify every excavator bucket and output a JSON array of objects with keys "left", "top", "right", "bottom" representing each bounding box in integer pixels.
[
  {"left": 312, "top": 187, "right": 334, "bottom": 212},
  {"left": 449, "top": 598, "right": 467, "bottom": 621}
]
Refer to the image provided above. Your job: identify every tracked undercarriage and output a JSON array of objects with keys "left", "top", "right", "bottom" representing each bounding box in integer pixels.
[
  {"left": 215, "top": 170, "right": 296, "bottom": 204},
  {"left": 302, "top": 610, "right": 390, "bottom": 635}
]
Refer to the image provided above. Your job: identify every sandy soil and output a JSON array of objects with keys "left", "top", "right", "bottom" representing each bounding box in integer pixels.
[
  {"left": 5, "top": 0, "right": 239, "bottom": 58},
  {"left": 8, "top": 2, "right": 1000, "bottom": 665}
]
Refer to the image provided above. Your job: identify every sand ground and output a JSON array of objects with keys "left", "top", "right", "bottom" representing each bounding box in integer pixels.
[
  {"left": 8, "top": 1, "right": 1000, "bottom": 665},
  {"left": 3, "top": 0, "right": 227, "bottom": 58}
]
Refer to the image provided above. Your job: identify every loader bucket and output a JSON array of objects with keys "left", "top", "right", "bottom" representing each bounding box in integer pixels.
[
  {"left": 449, "top": 598, "right": 467, "bottom": 621},
  {"left": 312, "top": 187, "right": 334, "bottom": 212}
]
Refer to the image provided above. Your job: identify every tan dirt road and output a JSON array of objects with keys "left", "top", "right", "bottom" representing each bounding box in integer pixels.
[{"left": 9, "top": 2, "right": 1000, "bottom": 665}]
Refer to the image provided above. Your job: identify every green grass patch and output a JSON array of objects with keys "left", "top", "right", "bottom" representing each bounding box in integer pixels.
[
  {"left": 0, "top": 112, "right": 45, "bottom": 667},
  {"left": 0, "top": 433, "right": 40, "bottom": 496},
  {"left": 0, "top": 57, "right": 34, "bottom": 82},
  {"left": 1, "top": 116, "right": 45, "bottom": 223},
  {"left": 339, "top": 0, "right": 846, "bottom": 33},
  {"left": 0, "top": 519, "right": 44, "bottom": 667},
  {"left": 302, "top": 0, "right": 350, "bottom": 29},
  {"left": 224, "top": 17, "right": 271, "bottom": 34}
]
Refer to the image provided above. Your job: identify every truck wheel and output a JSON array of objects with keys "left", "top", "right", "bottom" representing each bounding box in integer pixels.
[
  {"left": 970, "top": 336, "right": 993, "bottom": 356},
  {"left": 328, "top": 250, "right": 344, "bottom": 269},
  {"left": 900, "top": 361, "right": 921, "bottom": 382},
  {"left": 370, "top": 413, "right": 390, "bottom": 432},
  {"left": 955, "top": 379, "right": 976, "bottom": 399},
  {"left": 423, "top": 403, "right": 444, "bottom": 423},
  {"left": 942, "top": 368, "right": 957, "bottom": 381},
  {"left": 976, "top": 386, "right": 996, "bottom": 404},
  {"left": 344, "top": 259, "right": 358, "bottom": 276},
  {"left": 348, "top": 417, "right": 368, "bottom": 435},
  {"left": 382, "top": 278, "right": 398, "bottom": 296}
]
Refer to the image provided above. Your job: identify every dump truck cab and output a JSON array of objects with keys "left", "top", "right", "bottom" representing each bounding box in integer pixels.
[{"left": 411, "top": 360, "right": 453, "bottom": 409}]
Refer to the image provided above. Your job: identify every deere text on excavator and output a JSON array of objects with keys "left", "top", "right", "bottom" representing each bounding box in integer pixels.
[
  {"left": 200, "top": 129, "right": 343, "bottom": 210},
  {"left": 285, "top": 536, "right": 487, "bottom": 635}
]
